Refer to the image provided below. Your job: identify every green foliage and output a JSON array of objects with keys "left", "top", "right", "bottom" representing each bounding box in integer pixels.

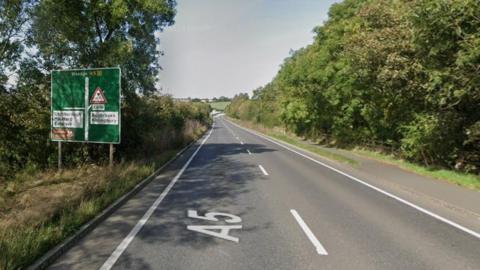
[
  {"left": 0, "top": 0, "right": 29, "bottom": 79},
  {"left": 0, "top": 1, "right": 213, "bottom": 268},
  {"left": 227, "top": 0, "right": 480, "bottom": 173},
  {"left": 400, "top": 113, "right": 461, "bottom": 166},
  {"left": 31, "top": 0, "right": 176, "bottom": 95},
  {"left": 0, "top": 1, "right": 214, "bottom": 182},
  {"left": 209, "top": 101, "right": 230, "bottom": 111}
]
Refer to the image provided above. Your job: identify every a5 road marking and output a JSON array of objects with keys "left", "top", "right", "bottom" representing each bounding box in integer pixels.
[
  {"left": 100, "top": 125, "right": 215, "bottom": 270},
  {"left": 186, "top": 210, "right": 242, "bottom": 243}
]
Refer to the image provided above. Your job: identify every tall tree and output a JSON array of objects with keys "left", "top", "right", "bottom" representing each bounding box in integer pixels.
[
  {"left": 31, "top": 0, "right": 176, "bottom": 95},
  {"left": 0, "top": 0, "right": 30, "bottom": 90}
]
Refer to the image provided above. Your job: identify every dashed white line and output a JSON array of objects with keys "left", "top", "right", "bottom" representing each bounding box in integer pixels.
[
  {"left": 246, "top": 149, "right": 252, "bottom": 155},
  {"left": 99, "top": 127, "right": 214, "bottom": 270},
  {"left": 225, "top": 118, "right": 480, "bottom": 240},
  {"left": 290, "top": 209, "right": 328, "bottom": 255},
  {"left": 258, "top": 165, "right": 269, "bottom": 176}
]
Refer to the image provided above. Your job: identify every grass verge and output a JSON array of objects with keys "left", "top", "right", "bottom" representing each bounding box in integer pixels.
[
  {"left": 0, "top": 129, "right": 205, "bottom": 270},
  {"left": 353, "top": 148, "right": 480, "bottom": 191},
  {"left": 227, "top": 117, "right": 480, "bottom": 192},
  {"left": 227, "top": 118, "right": 357, "bottom": 166},
  {"left": 209, "top": 101, "right": 230, "bottom": 111}
]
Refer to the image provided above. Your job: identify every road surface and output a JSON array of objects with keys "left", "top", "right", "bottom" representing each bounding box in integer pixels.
[{"left": 49, "top": 116, "right": 480, "bottom": 270}]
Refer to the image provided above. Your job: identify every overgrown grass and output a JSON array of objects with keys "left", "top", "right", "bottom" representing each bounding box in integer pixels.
[
  {"left": 209, "top": 101, "right": 230, "bottom": 111},
  {"left": 0, "top": 157, "right": 171, "bottom": 269},
  {"left": 353, "top": 148, "right": 480, "bottom": 191},
  {"left": 0, "top": 126, "right": 206, "bottom": 269},
  {"left": 227, "top": 118, "right": 357, "bottom": 166},
  {"left": 268, "top": 133, "right": 358, "bottom": 166}
]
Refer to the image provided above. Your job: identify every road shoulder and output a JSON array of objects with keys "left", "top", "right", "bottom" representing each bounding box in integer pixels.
[{"left": 225, "top": 117, "right": 480, "bottom": 234}]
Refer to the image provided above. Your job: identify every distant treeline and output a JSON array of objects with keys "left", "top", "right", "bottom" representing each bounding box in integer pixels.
[
  {"left": 226, "top": 0, "right": 480, "bottom": 173},
  {"left": 0, "top": 0, "right": 211, "bottom": 180}
]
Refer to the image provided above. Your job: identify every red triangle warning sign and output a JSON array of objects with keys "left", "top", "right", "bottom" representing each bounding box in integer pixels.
[{"left": 90, "top": 87, "right": 107, "bottom": 104}]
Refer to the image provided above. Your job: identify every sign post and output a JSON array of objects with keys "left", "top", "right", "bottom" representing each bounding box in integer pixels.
[
  {"left": 58, "top": 141, "right": 62, "bottom": 170},
  {"left": 51, "top": 67, "right": 121, "bottom": 168},
  {"left": 109, "top": 144, "right": 114, "bottom": 167}
]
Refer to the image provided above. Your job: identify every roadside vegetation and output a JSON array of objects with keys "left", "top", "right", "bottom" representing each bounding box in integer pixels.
[
  {"left": 229, "top": 117, "right": 479, "bottom": 191},
  {"left": 352, "top": 148, "right": 480, "bottom": 191},
  {"left": 226, "top": 0, "right": 480, "bottom": 183},
  {"left": 209, "top": 101, "right": 230, "bottom": 111},
  {"left": 228, "top": 118, "right": 357, "bottom": 166},
  {"left": 0, "top": 110, "right": 208, "bottom": 269},
  {"left": 209, "top": 96, "right": 231, "bottom": 111},
  {"left": 0, "top": 1, "right": 211, "bottom": 269}
]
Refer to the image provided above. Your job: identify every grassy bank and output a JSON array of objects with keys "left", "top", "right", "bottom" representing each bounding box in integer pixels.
[
  {"left": 0, "top": 126, "right": 207, "bottom": 270},
  {"left": 227, "top": 117, "right": 480, "bottom": 192},
  {"left": 209, "top": 101, "right": 230, "bottom": 111},
  {"left": 227, "top": 118, "right": 357, "bottom": 166},
  {"left": 353, "top": 148, "right": 480, "bottom": 191}
]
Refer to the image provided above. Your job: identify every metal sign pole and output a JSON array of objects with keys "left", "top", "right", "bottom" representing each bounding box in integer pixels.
[
  {"left": 84, "top": 77, "right": 89, "bottom": 142},
  {"left": 58, "top": 141, "right": 62, "bottom": 170},
  {"left": 109, "top": 144, "right": 114, "bottom": 167}
]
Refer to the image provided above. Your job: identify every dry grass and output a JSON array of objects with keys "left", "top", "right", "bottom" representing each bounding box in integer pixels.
[
  {"left": 1, "top": 164, "right": 142, "bottom": 229},
  {"left": 0, "top": 122, "right": 208, "bottom": 270},
  {"left": 0, "top": 162, "right": 155, "bottom": 269}
]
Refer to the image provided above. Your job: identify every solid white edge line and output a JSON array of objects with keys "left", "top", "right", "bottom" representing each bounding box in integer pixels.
[
  {"left": 290, "top": 209, "right": 328, "bottom": 255},
  {"left": 258, "top": 165, "right": 269, "bottom": 176},
  {"left": 99, "top": 127, "right": 215, "bottom": 270},
  {"left": 225, "top": 118, "right": 480, "bottom": 240}
]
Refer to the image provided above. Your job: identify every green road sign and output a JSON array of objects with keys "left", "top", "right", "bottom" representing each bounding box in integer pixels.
[{"left": 51, "top": 67, "right": 121, "bottom": 144}]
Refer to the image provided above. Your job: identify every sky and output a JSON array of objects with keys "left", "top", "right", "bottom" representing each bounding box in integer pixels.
[{"left": 156, "top": 0, "right": 340, "bottom": 99}]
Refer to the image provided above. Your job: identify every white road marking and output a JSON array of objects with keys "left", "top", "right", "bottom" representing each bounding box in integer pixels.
[
  {"left": 240, "top": 141, "right": 244, "bottom": 145},
  {"left": 225, "top": 119, "right": 480, "bottom": 240},
  {"left": 99, "top": 127, "right": 215, "bottom": 270},
  {"left": 247, "top": 149, "right": 252, "bottom": 155},
  {"left": 258, "top": 165, "right": 269, "bottom": 176},
  {"left": 187, "top": 210, "right": 243, "bottom": 242},
  {"left": 187, "top": 225, "right": 242, "bottom": 243},
  {"left": 290, "top": 209, "right": 328, "bottom": 255},
  {"left": 187, "top": 210, "right": 242, "bottom": 223}
]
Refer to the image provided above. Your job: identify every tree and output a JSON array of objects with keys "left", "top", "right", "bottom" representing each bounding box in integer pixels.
[
  {"left": 31, "top": 0, "right": 176, "bottom": 95},
  {"left": 226, "top": 0, "right": 480, "bottom": 172},
  {"left": 0, "top": 0, "right": 30, "bottom": 90}
]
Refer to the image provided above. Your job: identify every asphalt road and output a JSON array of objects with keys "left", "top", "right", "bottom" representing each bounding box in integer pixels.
[{"left": 49, "top": 116, "right": 480, "bottom": 270}]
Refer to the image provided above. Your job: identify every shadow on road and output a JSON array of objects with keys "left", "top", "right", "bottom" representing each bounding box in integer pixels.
[
  {"left": 50, "top": 139, "right": 277, "bottom": 269},
  {"left": 141, "top": 142, "right": 275, "bottom": 241}
]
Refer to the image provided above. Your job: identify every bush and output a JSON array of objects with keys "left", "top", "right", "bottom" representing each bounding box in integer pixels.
[
  {"left": 0, "top": 93, "right": 211, "bottom": 183},
  {"left": 225, "top": 0, "right": 480, "bottom": 173},
  {"left": 400, "top": 113, "right": 461, "bottom": 167}
]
